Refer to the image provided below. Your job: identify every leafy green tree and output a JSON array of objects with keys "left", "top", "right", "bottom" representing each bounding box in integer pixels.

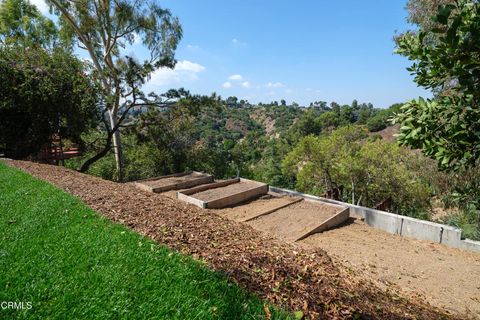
[
  {"left": 282, "top": 126, "right": 431, "bottom": 214},
  {"left": 403, "top": 0, "right": 456, "bottom": 32},
  {"left": 47, "top": 0, "right": 182, "bottom": 180},
  {"left": 0, "top": 46, "right": 98, "bottom": 158},
  {"left": 287, "top": 109, "right": 322, "bottom": 142},
  {"left": 283, "top": 126, "right": 368, "bottom": 195},
  {"left": 395, "top": 0, "right": 480, "bottom": 170},
  {"left": 0, "top": 0, "right": 58, "bottom": 48},
  {"left": 315, "top": 111, "right": 340, "bottom": 132}
]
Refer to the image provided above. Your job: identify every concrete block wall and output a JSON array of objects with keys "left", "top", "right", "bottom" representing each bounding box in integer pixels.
[{"left": 269, "top": 186, "right": 480, "bottom": 254}]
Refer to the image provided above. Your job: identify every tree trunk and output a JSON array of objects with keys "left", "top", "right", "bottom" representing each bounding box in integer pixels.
[
  {"left": 78, "top": 132, "right": 113, "bottom": 173},
  {"left": 108, "top": 109, "right": 124, "bottom": 182}
]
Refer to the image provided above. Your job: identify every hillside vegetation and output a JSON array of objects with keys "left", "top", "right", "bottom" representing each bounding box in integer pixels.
[{"left": 65, "top": 100, "right": 479, "bottom": 240}]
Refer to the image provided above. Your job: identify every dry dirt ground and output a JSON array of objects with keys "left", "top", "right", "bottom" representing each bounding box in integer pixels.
[
  {"left": 247, "top": 200, "right": 342, "bottom": 242},
  {"left": 299, "top": 219, "right": 480, "bottom": 318},
  {"left": 3, "top": 160, "right": 466, "bottom": 319},
  {"left": 221, "top": 195, "right": 301, "bottom": 222},
  {"left": 137, "top": 172, "right": 210, "bottom": 189},
  {"left": 217, "top": 194, "right": 480, "bottom": 318},
  {"left": 189, "top": 180, "right": 263, "bottom": 202}
]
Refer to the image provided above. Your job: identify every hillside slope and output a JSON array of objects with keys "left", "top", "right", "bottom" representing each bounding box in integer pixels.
[{"left": 4, "top": 160, "right": 455, "bottom": 319}]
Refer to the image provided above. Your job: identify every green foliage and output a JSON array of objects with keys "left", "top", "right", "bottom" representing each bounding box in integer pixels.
[
  {"left": 366, "top": 116, "right": 388, "bottom": 132},
  {"left": 446, "top": 212, "right": 480, "bottom": 241},
  {"left": 403, "top": 0, "right": 456, "bottom": 32},
  {"left": 283, "top": 126, "right": 367, "bottom": 195},
  {"left": 397, "top": 1, "right": 480, "bottom": 95},
  {"left": 366, "top": 104, "right": 401, "bottom": 132},
  {"left": 47, "top": 0, "right": 183, "bottom": 180},
  {"left": 0, "top": 0, "right": 59, "bottom": 48},
  {"left": 283, "top": 126, "right": 431, "bottom": 215},
  {"left": 395, "top": 0, "right": 480, "bottom": 171},
  {"left": 0, "top": 162, "right": 287, "bottom": 319},
  {"left": 395, "top": 97, "right": 480, "bottom": 170},
  {"left": 0, "top": 46, "right": 98, "bottom": 158},
  {"left": 287, "top": 109, "right": 323, "bottom": 141}
]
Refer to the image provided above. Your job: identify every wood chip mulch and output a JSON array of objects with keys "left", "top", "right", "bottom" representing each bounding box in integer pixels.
[{"left": 6, "top": 160, "right": 457, "bottom": 319}]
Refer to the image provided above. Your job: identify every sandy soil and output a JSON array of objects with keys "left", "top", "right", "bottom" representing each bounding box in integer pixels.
[
  {"left": 247, "top": 200, "right": 343, "bottom": 242},
  {"left": 139, "top": 172, "right": 209, "bottom": 188},
  {"left": 220, "top": 194, "right": 301, "bottom": 221},
  {"left": 192, "top": 181, "right": 265, "bottom": 201},
  {"left": 299, "top": 218, "right": 480, "bottom": 318}
]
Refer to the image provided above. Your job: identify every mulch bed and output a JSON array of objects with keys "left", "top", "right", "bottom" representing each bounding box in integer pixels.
[{"left": 6, "top": 160, "right": 456, "bottom": 319}]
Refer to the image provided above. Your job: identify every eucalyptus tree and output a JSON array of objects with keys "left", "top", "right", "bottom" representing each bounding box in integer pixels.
[
  {"left": 47, "top": 0, "right": 182, "bottom": 181},
  {"left": 0, "top": 0, "right": 58, "bottom": 48}
]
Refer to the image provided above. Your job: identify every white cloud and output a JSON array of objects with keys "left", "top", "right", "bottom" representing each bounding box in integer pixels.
[
  {"left": 266, "top": 82, "right": 284, "bottom": 88},
  {"left": 285, "top": 89, "right": 294, "bottom": 94},
  {"left": 241, "top": 81, "right": 251, "bottom": 88},
  {"left": 228, "top": 74, "right": 243, "bottom": 81},
  {"left": 186, "top": 44, "right": 201, "bottom": 50},
  {"left": 231, "top": 38, "right": 239, "bottom": 44},
  {"left": 149, "top": 60, "right": 206, "bottom": 86},
  {"left": 175, "top": 60, "right": 205, "bottom": 73},
  {"left": 30, "top": 0, "right": 49, "bottom": 14},
  {"left": 223, "top": 81, "right": 232, "bottom": 88}
]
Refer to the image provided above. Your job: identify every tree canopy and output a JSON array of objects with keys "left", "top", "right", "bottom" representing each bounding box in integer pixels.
[
  {"left": 395, "top": 0, "right": 480, "bottom": 170},
  {"left": 0, "top": 46, "right": 98, "bottom": 158},
  {"left": 0, "top": 0, "right": 59, "bottom": 48},
  {"left": 47, "top": 0, "right": 183, "bottom": 180},
  {"left": 282, "top": 126, "right": 431, "bottom": 214}
]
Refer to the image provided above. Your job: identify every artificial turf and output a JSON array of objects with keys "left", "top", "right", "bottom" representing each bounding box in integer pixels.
[{"left": 0, "top": 162, "right": 289, "bottom": 319}]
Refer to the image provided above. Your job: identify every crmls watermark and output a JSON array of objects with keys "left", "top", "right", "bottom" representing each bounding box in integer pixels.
[{"left": 1, "top": 301, "right": 32, "bottom": 310}]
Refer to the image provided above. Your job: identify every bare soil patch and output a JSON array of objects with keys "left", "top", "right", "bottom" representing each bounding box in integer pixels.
[
  {"left": 299, "top": 218, "right": 480, "bottom": 318},
  {"left": 220, "top": 194, "right": 301, "bottom": 221},
  {"left": 191, "top": 181, "right": 261, "bottom": 201},
  {"left": 5, "top": 160, "right": 456, "bottom": 319},
  {"left": 248, "top": 200, "right": 342, "bottom": 242},
  {"left": 139, "top": 172, "right": 210, "bottom": 189}
]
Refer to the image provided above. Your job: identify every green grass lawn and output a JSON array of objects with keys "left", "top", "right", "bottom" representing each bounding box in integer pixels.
[{"left": 0, "top": 162, "right": 288, "bottom": 319}]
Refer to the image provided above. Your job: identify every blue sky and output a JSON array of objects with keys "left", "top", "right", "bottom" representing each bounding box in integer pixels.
[{"left": 33, "top": 0, "right": 431, "bottom": 108}]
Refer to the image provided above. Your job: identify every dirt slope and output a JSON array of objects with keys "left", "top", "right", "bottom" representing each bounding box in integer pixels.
[
  {"left": 5, "top": 160, "right": 456, "bottom": 319},
  {"left": 300, "top": 219, "right": 480, "bottom": 318}
]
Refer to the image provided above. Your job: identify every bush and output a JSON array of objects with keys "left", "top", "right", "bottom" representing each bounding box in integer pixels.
[
  {"left": 0, "top": 46, "right": 98, "bottom": 158},
  {"left": 366, "top": 115, "right": 388, "bottom": 132}
]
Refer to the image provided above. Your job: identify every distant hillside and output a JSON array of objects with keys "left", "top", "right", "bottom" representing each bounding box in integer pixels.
[{"left": 193, "top": 101, "right": 399, "bottom": 147}]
